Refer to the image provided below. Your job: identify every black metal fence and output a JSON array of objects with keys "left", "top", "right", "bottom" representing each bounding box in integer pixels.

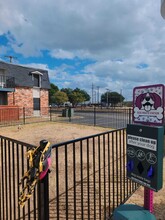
[
  {"left": 50, "top": 107, "right": 132, "bottom": 129},
  {"left": 0, "top": 106, "right": 133, "bottom": 129},
  {"left": 0, "top": 127, "right": 139, "bottom": 219},
  {"left": 49, "top": 128, "right": 139, "bottom": 219},
  {"left": 0, "top": 107, "right": 132, "bottom": 129},
  {"left": 0, "top": 136, "right": 38, "bottom": 220}
]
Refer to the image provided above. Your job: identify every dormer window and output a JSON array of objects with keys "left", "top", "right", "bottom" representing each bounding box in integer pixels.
[{"left": 31, "top": 71, "right": 43, "bottom": 88}]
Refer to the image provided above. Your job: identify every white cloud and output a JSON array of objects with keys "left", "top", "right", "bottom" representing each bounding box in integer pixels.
[
  {"left": 50, "top": 49, "right": 75, "bottom": 59},
  {"left": 0, "top": 0, "right": 165, "bottom": 100}
]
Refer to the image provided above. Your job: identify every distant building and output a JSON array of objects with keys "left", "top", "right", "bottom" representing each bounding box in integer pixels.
[{"left": 0, "top": 61, "right": 50, "bottom": 116}]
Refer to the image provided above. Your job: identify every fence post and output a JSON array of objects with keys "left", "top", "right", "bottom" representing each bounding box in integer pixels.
[
  {"left": 38, "top": 172, "right": 49, "bottom": 220},
  {"left": 94, "top": 106, "right": 96, "bottom": 126},
  {"left": 128, "top": 108, "right": 132, "bottom": 124},
  {"left": 49, "top": 106, "right": 52, "bottom": 121}
]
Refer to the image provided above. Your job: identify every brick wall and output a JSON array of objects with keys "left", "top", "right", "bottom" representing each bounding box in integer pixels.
[
  {"left": 7, "top": 87, "right": 49, "bottom": 116},
  {"left": 40, "top": 89, "right": 49, "bottom": 115},
  {"left": 40, "top": 89, "right": 49, "bottom": 107},
  {"left": 8, "top": 87, "right": 33, "bottom": 107}
]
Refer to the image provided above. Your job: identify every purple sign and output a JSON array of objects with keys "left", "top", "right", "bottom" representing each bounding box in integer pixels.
[{"left": 133, "top": 84, "right": 164, "bottom": 125}]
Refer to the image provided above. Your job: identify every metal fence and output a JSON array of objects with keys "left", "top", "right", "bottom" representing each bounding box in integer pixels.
[
  {"left": 0, "top": 136, "right": 38, "bottom": 220},
  {"left": 49, "top": 128, "right": 139, "bottom": 219},
  {"left": 0, "top": 107, "right": 132, "bottom": 129},
  {"left": 0, "top": 127, "right": 139, "bottom": 220},
  {"left": 50, "top": 107, "right": 132, "bottom": 129}
]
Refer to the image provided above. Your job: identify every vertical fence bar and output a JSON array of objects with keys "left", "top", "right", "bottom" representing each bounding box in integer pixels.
[
  {"left": 80, "top": 140, "right": 84, "bottom": 220},
  {"left": 65, "top": 144, "right": 68, "bottom": 220},
  {"left": 103, "top": 134, "right": 106, "bottom": 219},
  {"left": 108, "top": 133, "right": 111, "bottom": 217},
  {"left": 122, "top": 129, "right": 126, "bottom": 200},
  {"left": 12, "top": 142, "right": 16, "bottom": 220},
  {"left": 1, "top": 138, "right": 4, "bottom": 219},
  {"left": 4, "top": 139, "right": 8, "bottom": 219},
  {"left": 98, "top": 135, "right": 101, "bottom": 220},
  {"left": 16, "top": 143, "right": 21, "bottom": 220},
  {"left": 27, "top": 146, "right": 31, "bottom": 220},
  {"left": 56, "top": 147, "right": 59, "bottom": 220},
  {"left": 128, "top": 108, "right": 132, "bottom": 124},
  {"left": 49, "top": 107, "right": 52, "bottom": 121},
  {"left": 20, "top": 144, "right": 25, "bottom": 219},
  {"left": 94, "top": 107, "right": 96, "bottom": 126},
  {"left": 119, "top": 130, "right": 122, "bottom": 204},
  {"left": 32, "top": 188, "right": 37, "bottom": 220},
  {"left": 87, "top": 138, "right": 90, "bottom": 219},
  {"left": 23, "top": 107, "right": 26, "bottom": 124},
  {"left": 93, "top": 137, "right": 96, "bottom": 220},
  {"left": 8, "top": 140, "right": 12, "bottom": 220},
  {"left": 112, "top": 132, "right": 115, "bottom": 211},
  {"left": 0, "top": 172, "right": 1, "bottom": 220},
  {"left": 116, "top": 131, "right": 119, "bottom": 206},
  {"left": 73, "top": 142, "right": 76, "bottom": 220}
]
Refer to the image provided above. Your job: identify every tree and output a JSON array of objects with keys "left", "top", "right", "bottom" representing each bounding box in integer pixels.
[
  {"left": 53, "top": 91, "right": 68, "bottom": 106},
  {"left": 61, "top": 87, "right": 90, "bottom": 104},
  {"left": 70, "top": 91, "right": 85, "bottom": 107},
  {"left": 74, "top": 88, "right": 90, "bottom": 102},
  {"left": 101, "top": 91, "right": 125, "bottom": 107},
  {"left": 49, "top": 83, "right": 59, "bottom": 104},
  {"left": 61, "top": 88, "right": 73, "bottom": 102}
]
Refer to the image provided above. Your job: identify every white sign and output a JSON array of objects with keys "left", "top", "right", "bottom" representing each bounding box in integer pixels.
[
  {"left": 133, "top": 84, "right": 164, "bottom": 125},
  {"left": 127, "top": 134, "right": 157, "bottom": 151}
]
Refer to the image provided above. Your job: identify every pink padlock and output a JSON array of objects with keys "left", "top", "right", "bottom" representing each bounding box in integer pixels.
[{"left": 39, "top": 157, "right": 51, "bottom": 180}]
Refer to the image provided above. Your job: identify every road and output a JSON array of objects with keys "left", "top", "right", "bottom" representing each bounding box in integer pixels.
[{"left": 64, "top": 111, "right": 131, "bottom": 129}]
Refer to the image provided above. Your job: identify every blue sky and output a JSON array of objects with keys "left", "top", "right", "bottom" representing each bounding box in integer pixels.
[{"left": 0, "top": 0, "right": 165, "bottom": 101}]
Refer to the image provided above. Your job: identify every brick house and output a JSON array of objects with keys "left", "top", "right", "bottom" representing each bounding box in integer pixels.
[{"left": 0, "top": 61, "right": 50, "bottom": 116}]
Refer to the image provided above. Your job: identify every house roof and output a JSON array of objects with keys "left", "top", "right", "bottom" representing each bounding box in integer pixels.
[{"left": 0, "top": 61, "right": 50, "bottom": 89}]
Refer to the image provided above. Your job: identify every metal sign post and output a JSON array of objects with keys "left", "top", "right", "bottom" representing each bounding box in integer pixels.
[{"left": 130, "top": 84, "right": 164, "bottom": 213}]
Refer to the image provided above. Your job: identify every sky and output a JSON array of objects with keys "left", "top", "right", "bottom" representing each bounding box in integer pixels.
[{"left": 0, "top": 0, "right": 165, "bottom": 101}]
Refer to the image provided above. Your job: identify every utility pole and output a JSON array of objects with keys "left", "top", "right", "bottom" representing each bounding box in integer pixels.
[
  {"left": 106, "top": 89, "right": 110, "bottom": 108},
  {"left": 92, "top": 83, "right": 94, "bottom": 104},
  {"left": 120, "top": 89, "right": 123, "bottom": 107},
  {"left": 97, "top": 86, "right": 100, "bottom": 104},
  {"left": 5, "top": 55, "right": 17, "bottom": 63}
]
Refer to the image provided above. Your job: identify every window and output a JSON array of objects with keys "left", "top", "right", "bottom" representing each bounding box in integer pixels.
[
  {"left": 33, "top": 74, "right": 40, "bottom": 87},
  {"left": 0, "top": 69, "right": 6, "bottom": 88},
  {"left": 31, "top": 71, "right": 43, "bottom": 88},
  {"left": 0, "top": 92, "right": 7, "bottom": 105},
  {"left": 33, "top": 98, "right": 40, "bottom": 110}
]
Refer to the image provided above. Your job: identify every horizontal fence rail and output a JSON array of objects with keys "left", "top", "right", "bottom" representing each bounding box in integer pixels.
[
  {"left": 0, "top": 136, "right": 38, "bottom": 220},
  {"left": 50, "top": 128, "right": 139, "bottom": 219}
]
